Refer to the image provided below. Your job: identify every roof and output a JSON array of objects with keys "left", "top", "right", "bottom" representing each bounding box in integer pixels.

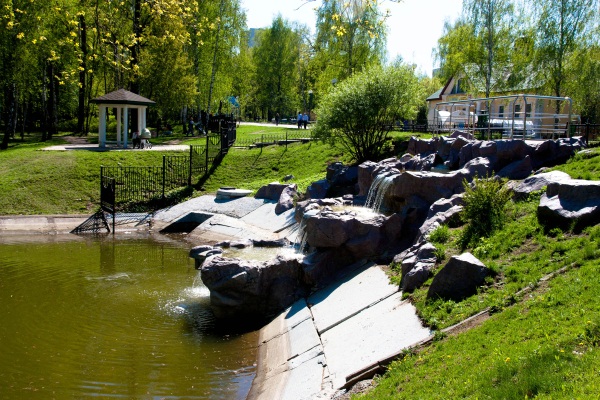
[
  {"left": 426, "top": 87, "right": 443, "bottom": 101},
  {"left": 90, "top": 89, "right": 155, "bottom": 106}
]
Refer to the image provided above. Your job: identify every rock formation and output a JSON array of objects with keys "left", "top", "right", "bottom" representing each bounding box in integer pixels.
[{"left": 198, "top": 135, "right": 588, "bottom": 319}]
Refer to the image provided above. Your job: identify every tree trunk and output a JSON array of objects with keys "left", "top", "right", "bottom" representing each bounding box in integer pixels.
[
  {"left": 1, "top": 83, "right": 17, "bottom": 150},
  {"left": 129, "top": 0, "right": 142, "bottom": 133},
  {"left": 207, "top": 0, "right": 226, "bottom": 116},
  {"left": 76, "top": 14, "right": 88, "bottom": 135},
  {"left": 46, "top": 62, "right": 58, "bottom": 141}
]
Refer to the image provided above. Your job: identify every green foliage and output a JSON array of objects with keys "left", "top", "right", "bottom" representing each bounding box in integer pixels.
[
  {"left": 252, "top": 16, "right": 300, "bottom": 118},
  {"left": 312, "top": 0, "right": 387, "bottom": 89},
  {"left": 312, "top": 64, "right": 422, "bottom": 163},
  {"left": 458, "top": 177, "right": 512, "bottom": 249},
  {"left": 428, "top": 225, "right": 450, "bottom": 244},
  {"left": 533, "top": 0, "right": 598, "bottom": 101}
]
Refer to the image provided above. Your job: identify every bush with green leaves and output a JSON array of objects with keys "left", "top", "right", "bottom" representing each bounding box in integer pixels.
[
  {"left": 312, "top": 64, "right": 422, "bottom": 163},
  {"left": 459, "top": 176, "right": 512, "bottom": 249}
]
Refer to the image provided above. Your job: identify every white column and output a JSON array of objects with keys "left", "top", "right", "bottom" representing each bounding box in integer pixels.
[
  {"left": 123, "top": 107, "right": 129, "bottom": 148},
  {"left": 141, "top": 106, "right": 147, "bottom": 131},
  {"left": 99, "top": 105, "right": 107, "bottom": 148},
  {"left": 116, "top": 107, "right": 122, "bottom": 146},
  {"left": 137, "top": 106, "right": 143, "bottom": 133}
]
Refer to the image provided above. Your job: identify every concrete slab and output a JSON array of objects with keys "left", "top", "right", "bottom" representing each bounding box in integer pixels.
[
  {"left": 0, "top": 215, "right": 88, "bottom": 234},
  {"left": 250, "top": 299, "right": 327, "bottom": 400},
  {"left": 260, "top": 299, "right": 312, "bottom": 344},
  {"left": 153, "top": 195, "right": 265, "bottom": 224},
  {"left": 309, "top": 263, "right": 399, "bottom": 334},
  {"left": 240, "top": 202, "right": 296, "bottom": 233},
  {"left": 249, "top": 348, "right": 326, "bottom": 400},
  {"left": 187, "top": 213, "right": 278, "bottom": 243},
  {"left": 320, "top": 292, "right": 431, "bottom": 389}
]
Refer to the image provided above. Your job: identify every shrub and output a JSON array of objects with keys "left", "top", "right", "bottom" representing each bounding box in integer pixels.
[
  {"left": 312, "top": 64, "right": 422, "bottom": 163},
  {"left": 429, "top": 225, "right": 450, "bottom": 244},
  {"left": 458, "top": 176, "right": 511, "bottom": 249}
]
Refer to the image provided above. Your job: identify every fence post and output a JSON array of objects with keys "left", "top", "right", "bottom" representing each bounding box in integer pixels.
[
  {"left": 188, "top": 145, "right": 193, "bottom": 186},
  {"left": 162, "top": 156, "right": 166, "bottom": 198},
  {"left": 586, "top": 122, "right": 590, "bottom": 146},
  {"left": 286, "top": 130, "right": 288, "bottom": 149},
  {"left": 205, "top": 134, "right": 209, "bottom": 174}
]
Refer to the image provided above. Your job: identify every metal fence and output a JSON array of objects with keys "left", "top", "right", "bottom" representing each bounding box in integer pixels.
[
  {"left": 99, "top": 115, "right": 236, "bottom": 220},
  {"left": 233, "top": 130, "right": 313, "bottom": 148},
  {"left": 571, "top": 123, "right": 600, "bottom": 145},
  {"left": 432, "top": 94, "right": 574, "bottom": 141}
]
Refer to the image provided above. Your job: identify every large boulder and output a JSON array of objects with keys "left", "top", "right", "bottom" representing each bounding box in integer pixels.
[
  {"left": 507, "top": 170, "right": 571, "bottom": 200},
  {"left": 427, "top": 253, "right": 488, "bottom": 301},
  {"left": 326, "top": 162, "right": 359, "bottom": 197},
  {"left": 496, "top": 155, "right": 533, "bottom": 180},
  {"left": 399, "top": 242, "right": 437, "bottom": 292},
  {"left": 537, "top": 179, "right": 600, "bottom": 231},
  {"left": 530, "top": 137, "right": 585, "bottom": 169},
  {"left": 275, "top": 184, "right": 297, "bottom": 215},
  {"left": 407, "top": 136, "right": 437, "bottom": 155},
  {"left": 200, "top": 253, "right": 307, "bottom": 319},
  {"left": 415, "top": 194, "right": 464, "bottom": 244},
  {"left": 403, "top": 153, "right": 444, "bottom": 171},
  {"left": 388, "top": 157, "right": 491, "bottom": 207},
  {"left": 306, "top": 179, "right": 330, "bottom": 199},
  {"left": 255, "top": 182, "right": 289, "bottom": 201}
]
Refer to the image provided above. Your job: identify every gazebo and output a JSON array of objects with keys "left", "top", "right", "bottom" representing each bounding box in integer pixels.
[{"left": 90, "top": 89, "right": 156, "bottom": 149}]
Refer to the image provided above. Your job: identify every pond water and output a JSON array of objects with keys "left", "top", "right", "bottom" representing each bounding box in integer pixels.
[{"left": 0, "top": 234, "right": 257, "bottom": 399}]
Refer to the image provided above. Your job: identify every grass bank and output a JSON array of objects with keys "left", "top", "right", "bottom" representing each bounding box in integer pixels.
[
  {"left": 361, "top": 147, "right": 600, "bottom": 399},
  {"left": 0, "top": 125, "right": 351, "bottom": 215}
]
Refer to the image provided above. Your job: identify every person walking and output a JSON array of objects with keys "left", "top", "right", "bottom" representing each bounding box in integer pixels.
[
  {"left": 297, "top": 112, "right": 303, "bottom": 129},
  {"left": 275, "top": 113, "right": 280, "bottom": 126},
  {"left": 187, "top": 117, "right": 195, "bottom": 136},
  {"left": 302, "top": 112, "right": 308, "bottom": 129}
]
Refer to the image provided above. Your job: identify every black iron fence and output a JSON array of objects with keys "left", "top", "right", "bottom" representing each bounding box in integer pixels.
[
  {"left": 99, "top": 116, "right": 236, "bottom": 218},
  {"left": 233, "top": 130, "right": 313, "bottom": 148},
  {"left": 571, "top": 123, "right": 600, "bottom": 145}
]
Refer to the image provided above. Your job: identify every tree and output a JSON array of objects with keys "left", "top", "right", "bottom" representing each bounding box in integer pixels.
[
  {"left": 252, "top": 16, "right": 300, "bottom": 119},
  {"left": 567, "top": 43, "right": 600, "bottom": 122},
  {"left": 311, "top": 0, "right": 388, "bottom": 97},
  {"left": 434, "top": 18, "right": 480, "bottom": 84},
  {"left": 533, "top": 0, "right": 599, "bottom": 111},
  {"left": 313, "top": 64, "right": 422, "bottom": 163}
]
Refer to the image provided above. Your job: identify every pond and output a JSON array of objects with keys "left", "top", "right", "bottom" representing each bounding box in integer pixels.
[{"left": 0, "top": 233, "right": 257, "bottom": 399}]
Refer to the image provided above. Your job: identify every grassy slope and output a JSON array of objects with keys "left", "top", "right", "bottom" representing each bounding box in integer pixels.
[
  {"left": 361, "top": 147, "right": 600, "bottom": 399},
  {"left": 0, "top": 126, "right": 350, "bottom": 215}
]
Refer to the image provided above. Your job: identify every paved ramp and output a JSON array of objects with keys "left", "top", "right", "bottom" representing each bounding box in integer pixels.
[
  {"left": 152, "top": 195, "right": 296, "bottom": 242},
  {"left": 249, "top": 263, "right": 432, "bottom": 399}
]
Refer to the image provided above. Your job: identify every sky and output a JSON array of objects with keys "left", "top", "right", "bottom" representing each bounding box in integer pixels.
[{"left": 240, "top": 0, "right": 464, "bottom": 77}]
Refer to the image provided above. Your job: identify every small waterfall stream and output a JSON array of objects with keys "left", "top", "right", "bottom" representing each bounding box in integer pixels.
[{"left": 365, "top": 173, "right": 397, "bottom": 213}]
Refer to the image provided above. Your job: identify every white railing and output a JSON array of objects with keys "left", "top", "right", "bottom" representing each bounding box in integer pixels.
[{"left": 432, "top": 94, "right": 574, "bottom": 140}]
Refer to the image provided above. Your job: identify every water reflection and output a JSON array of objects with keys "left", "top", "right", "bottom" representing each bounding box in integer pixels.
[{"left": 0, "top": 233, "right": 257, "bottom": 399}]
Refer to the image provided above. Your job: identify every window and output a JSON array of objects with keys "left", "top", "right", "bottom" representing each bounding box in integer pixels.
[
  {"left": 515, "top": 104, "right": 521, "bottom": 117},
  {"left": 499, "top": 105, "right": 504, "bottom": 118},
  {"left": 526, "top": 103, "right": 532, "bottom": 117}
]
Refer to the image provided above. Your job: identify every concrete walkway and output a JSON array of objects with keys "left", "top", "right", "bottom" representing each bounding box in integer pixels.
[
  {"left": 41, "top": 143, "right": 189, "bottom": 151},
  {"left": 248, "top": 261, "right": 432, "bottom": 400}
]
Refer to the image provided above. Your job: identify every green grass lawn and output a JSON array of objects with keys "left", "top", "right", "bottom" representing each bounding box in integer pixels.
[
  {"left": 361, "top": 146, "right": 600, "bottom": 399},
  {"left": 0, "top": 126, "right": 351, "bottom": 215}
]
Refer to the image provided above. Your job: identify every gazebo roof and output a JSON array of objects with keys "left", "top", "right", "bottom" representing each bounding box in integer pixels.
[{"left": 90, "top": 89, "right": 155, "bottom": 106}]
